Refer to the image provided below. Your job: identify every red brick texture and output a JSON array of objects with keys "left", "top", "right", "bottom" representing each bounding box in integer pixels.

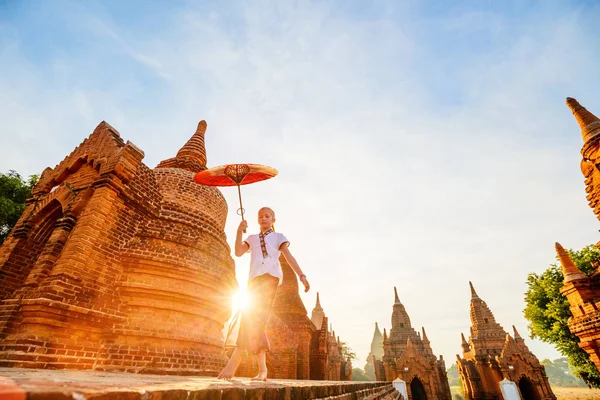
[
  {"left": 0, "top": 121, "right": 236, "bottom": 375},
  {"left": 0, "top": 368, "right": 398, "bottom": 400},
  {"left": 373, "top": 287, "right": 452, "bottom": 400},
  {"left": 561, "top": 98, "right": 600, "bottom": 374},
  {"left": 456, "top": 284, "right": 555, "bottom": 400}
]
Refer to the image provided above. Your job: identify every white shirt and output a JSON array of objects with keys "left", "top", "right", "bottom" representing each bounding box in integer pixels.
[{"left": 244, "top": 230, "right": 289, "bottom": 285}]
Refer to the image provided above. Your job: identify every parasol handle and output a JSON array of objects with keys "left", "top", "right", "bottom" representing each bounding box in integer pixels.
[{"left": 236, "top": 184, "right": 246, "bottom": 233}]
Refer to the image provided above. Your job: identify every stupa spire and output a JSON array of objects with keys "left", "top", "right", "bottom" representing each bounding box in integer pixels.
[
  {"left": 391, "top": 286, "right": 412, "bottom": 329},
  {"left": 374, "top": 322, "right": 382, "bottom": 337},
  {"left": 555, "top": 242, "right": 587, "bottom": 283},
  {"left": 469, "top": 281, "right": 479, "bottom": 298},
  {"left": 566, "top": 98, "right": 600, "bottom": 143},
  {"left": 310, "top": 292, "right": 326, "bottom": 330},
  {"left": 469, "top": 282, "right": 506, "bottom": 340},
  {"left": 512, "top": 325, "right": 522, "bottom": 340},
  {"left": 157, "top": 120, "right": 208, "bottom": 172}
]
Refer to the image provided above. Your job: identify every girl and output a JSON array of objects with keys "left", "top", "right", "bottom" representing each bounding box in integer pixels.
[{"left": 218, "top": 207, "right": 310, "bottom": 381}]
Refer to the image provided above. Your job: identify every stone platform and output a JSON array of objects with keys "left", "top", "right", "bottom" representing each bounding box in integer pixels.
[{"left": 0, "top": 368, "right": 398, "bottom": 399}]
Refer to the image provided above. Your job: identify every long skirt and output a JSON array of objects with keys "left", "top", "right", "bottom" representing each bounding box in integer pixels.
[{"left": 224, "top": 274, "right": 279, "bottom": 355}]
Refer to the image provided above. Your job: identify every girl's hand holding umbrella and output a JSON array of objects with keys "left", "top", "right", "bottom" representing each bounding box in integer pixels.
[{"left": 237, "top": 220, "right": 248, "bottom": 234}]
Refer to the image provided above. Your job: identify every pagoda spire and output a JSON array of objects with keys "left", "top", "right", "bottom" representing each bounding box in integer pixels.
[
  {"left": 373, "top": 322, "right": 382, "bottom": 338},
  {"left": 422, "top": 327, "right": 429, "bottom": 343},
  {"left": 391, "top": 287, "right": 411, "bottom": 329},
  {"left": 421, "top": 327, "right": 432, "bottom": 353},
  {"left": 383, "top": 328, "right": 388, "bottom": 341},
  {"left": 469, "top": 282, "right": 507, "bottom": 341},
  {"left": 156, "top": 120, "right": 208, "bottom": 172},
  {"left": 469, "top": 281, "right": 479, "bottom": 298},
  {"left": 461, "top": 332, "right": 470, "bottom": 353},
  {"left": 555, "top": 242, "right": 587, "bottom": 283},
  {"left": 368, "top": 322, "right": 384, "bottom": 360},
  {"left": 512, "top": 325, "right": 522, "bottom": 340},
  {"left": 566, "top": 97, "right": 600, "bottom": 143},
  {"left": 310, "top": 292, "right": 326, "bottom": 330}
]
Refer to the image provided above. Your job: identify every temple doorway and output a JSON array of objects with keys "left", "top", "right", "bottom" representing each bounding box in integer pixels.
[
  {"left": 410, "top": 377, "right": 428, "bottom": 400},
  {"left": 518, "top": 377, "right": 541, "bottom": 400}
]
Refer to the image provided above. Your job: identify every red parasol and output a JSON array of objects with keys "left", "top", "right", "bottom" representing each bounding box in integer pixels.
[{"left": 194, "top": 164, "right": 278, "bottom": 231}]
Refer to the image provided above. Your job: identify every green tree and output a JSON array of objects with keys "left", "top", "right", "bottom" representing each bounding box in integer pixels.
[
  {"left": 540, "top": 358, "right": 586, "bottom": 388},
  {"left": 341, "top": 342, "right": 357, "bottom": 362},
  {"left": 447, "top": 363, "right": 464, "bottom": 399},
  {"left": 523, "top": 245, "right": 600, "bottom": 387},
  {"left": 0, "top": 170, "right": 38, "bottom": 245},
  {"left": 351, "top": 367, "right": 371, "bottom": 381},
  {"left": 447, "top": 363, "right": 462, "bottom": 386}
]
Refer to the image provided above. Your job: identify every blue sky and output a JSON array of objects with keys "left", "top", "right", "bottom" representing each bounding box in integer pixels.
[{"left": 2, "top": 0, "right": 600, "bottom": 369}]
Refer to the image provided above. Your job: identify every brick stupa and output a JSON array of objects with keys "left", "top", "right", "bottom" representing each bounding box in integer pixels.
[
  {"left": 373, "top": 287, "right": 452, "bottom": 400},
  {"left": 558, "top": 98, "right": 600, "bottom": 373},
  {"left": 456, "top": 282, "right": 555, "bottom": 400},
  {"left": 0, "top": 121, "right": 237, "bottom": 375}
]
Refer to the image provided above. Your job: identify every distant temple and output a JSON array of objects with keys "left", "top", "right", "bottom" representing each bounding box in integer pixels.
[
  {"left": 373, "top": 287, "right": 452, "bottom": 400},
  {"left": 236, "top": 259, "right": 352, "bottom": 380},
  {"left": 456, "top": 282, "right": 555, "bottom": 400},
  {"left": 364, "top": 322, "right": 383, "bottom": 380},
  {"left": 0, "top": 120, "right": 351, "bottom": 379},
  {"left": 557, "top": 98, "right": 600, "bottom": 372}
]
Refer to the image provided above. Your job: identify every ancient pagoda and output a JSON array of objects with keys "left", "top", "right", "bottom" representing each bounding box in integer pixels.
[
  {"left": 557, "top": 98, "right": 600, "bottom": 372},
  {"left": 456, "top": 282, "right": 555, "bottom": 399},
  {"left": 373, "top": 287, "right": 452, "bottom": 400},
  {"left": 0, "top": 121, "right": 237, "bottom": 374}
]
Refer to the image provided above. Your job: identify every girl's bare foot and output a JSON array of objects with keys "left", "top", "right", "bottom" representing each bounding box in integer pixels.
[
  {"left": 218, "top": 349, "right": 242, "bottom": 380},
  {"left": 251, "top": 371, "right": 268, "bottom": 381},
  {"left": 217, "top": 363, "right": 236, "bottom": 380}
]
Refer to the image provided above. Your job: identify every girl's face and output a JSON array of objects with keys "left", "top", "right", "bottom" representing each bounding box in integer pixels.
[{"left": 258, "top": 209, "right": 275, "bottom": 230}]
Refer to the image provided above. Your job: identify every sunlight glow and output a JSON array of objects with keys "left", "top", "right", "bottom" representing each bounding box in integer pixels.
[{"left": 231, "top": 288, "right": 250, "bottom": 313}]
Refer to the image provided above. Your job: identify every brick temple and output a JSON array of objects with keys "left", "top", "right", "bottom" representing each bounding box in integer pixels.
[
  {"left": 364, "top": 322, "right": 383, "bottom": 380},
  {"left": 373, "top": 287, "right": 452, "bottom": 400},
  {"left": 456, "top": 282, "right": 555, "bottom": 400},
  {"left": 0, "top": 120, "right": 351, "bottom": 380},
  {"left": 557, "top": 98, "right": 600, "bottom": 373}
]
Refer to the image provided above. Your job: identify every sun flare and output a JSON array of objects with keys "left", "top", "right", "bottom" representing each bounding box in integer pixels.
[{"left": 231, "top": 288, "right": 250, "bottom": 313}]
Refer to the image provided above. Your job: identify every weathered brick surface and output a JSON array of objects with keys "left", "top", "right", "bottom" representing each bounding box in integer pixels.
[
  {"left": 0, "top": 368, "right": 397, "bottom": 400},
  {"left": 456, "top": 284, "right": 555, "bottom": 400},
  {"left": 560, "top": 98, "right": 600, "bottom": 374},
  {"left": 373, "top": 287, "right": 451, "bottom": 400},
  {"left": 0, "top": 121, "right": 236, "bottom": 375}
]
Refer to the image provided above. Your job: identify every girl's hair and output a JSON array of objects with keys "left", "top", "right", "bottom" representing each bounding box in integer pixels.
[{"left": 259, "top": 207, "right": 276, "bottom": 232}]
